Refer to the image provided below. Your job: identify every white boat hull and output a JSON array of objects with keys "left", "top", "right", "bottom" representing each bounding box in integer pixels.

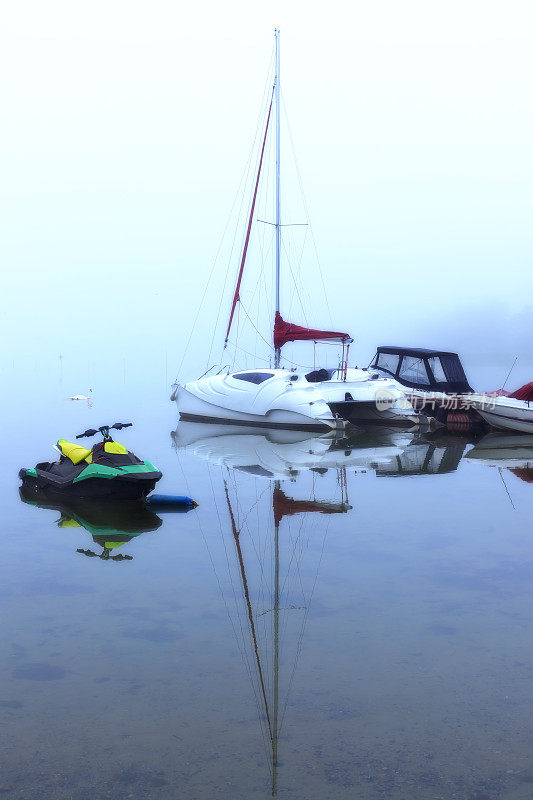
[
  {"left": 175, "top": 385, "right": 346, "bottom": 431},
  {"left": 173, "top": 368, "right": 420, "bottom": 431},
  {"left": 469, "top": 395, "right": 533, "bottom": 434}
]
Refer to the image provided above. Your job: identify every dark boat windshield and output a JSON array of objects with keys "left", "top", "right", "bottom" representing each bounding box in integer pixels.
[{"left": 371, "top": 347, "right": 473, "bottom": 393}]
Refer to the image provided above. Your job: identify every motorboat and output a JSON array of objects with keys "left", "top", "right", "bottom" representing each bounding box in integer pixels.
[
  {"left": 370, "top": 346, "right": 474, "bottom": 412},
  {"left": 467, "top": 383, "right": 533, "bottom": 433},
  {"left": 172, "top": 31, "right": 422, "bottom": 431}
]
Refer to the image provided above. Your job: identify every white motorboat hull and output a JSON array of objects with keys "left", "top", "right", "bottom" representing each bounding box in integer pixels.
[{"left": 469, "top": 395, "right": 533, "bottom": 434}]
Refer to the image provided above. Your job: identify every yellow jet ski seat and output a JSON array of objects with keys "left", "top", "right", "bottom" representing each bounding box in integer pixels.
[
  {"left": 57, "top": 440, "right": 92, "bottom": 464},
  {"left": 57, "top": 439, "right": 129, "bottom": 465}
]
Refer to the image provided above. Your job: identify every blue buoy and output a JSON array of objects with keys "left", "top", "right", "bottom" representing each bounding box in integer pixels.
[{"left": 146, "top": 494, "right": 198, "bottom": 512}]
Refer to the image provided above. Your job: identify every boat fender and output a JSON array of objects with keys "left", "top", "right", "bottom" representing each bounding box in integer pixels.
[
  {"left": 446, "top": 411, "right": 472, "bottom": 433},
  {"left": 146, "top": 494, "right": 198, "bottom": 512}
]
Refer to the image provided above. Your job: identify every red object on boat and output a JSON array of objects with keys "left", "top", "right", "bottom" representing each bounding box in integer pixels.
[
  {"left": 507, "top": 382, "right": 533, "bottom": 402},
  {"left": 273, "top": 311, "right": 352, "bottom": 351},
  {"left": 446, "top": 411, "right": 472, "bottom": 433}
]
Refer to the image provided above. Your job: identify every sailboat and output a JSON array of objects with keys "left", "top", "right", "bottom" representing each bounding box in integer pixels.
[{"left": 172, "top": 30, "right": 420, "bottom": 431}]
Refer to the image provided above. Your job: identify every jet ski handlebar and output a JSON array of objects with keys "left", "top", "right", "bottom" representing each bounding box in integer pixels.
[{"left": 76, "top": 423, "right": 133, "bottom": 440}]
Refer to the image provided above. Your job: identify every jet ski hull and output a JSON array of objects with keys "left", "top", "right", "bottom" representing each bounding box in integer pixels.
[{"left": 19, "top": 471, "right": 160, "bottom": 501}]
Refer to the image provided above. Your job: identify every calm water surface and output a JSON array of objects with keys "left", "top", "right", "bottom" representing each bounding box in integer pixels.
[{"left": 2, "top": 362, "right": 533, "bottom": 800}]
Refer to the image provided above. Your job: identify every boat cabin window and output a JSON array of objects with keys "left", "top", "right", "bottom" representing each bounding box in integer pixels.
[
  {"left": 427, "top": 356, "right": 447, "bottom": 383},
  {"left": 233, "top": 372, "right": 274, "bottom": 385},
  {"left": 440, "top": 355, "right": 467, "bottom": 384},
  {"left": 375, "top": 352, "right": 400, "bottom": 375},
  {"left": 399, "top": 356, "right": 430, "bottom": 385}
]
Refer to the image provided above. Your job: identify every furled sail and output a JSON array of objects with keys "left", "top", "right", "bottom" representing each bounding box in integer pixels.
[{"left": 273, "top": 311, "right": 353, "bottom": 351}]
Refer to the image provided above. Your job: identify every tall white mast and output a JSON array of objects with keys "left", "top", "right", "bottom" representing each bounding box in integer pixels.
[
  {"left": 272, "top": 480, "right": 280, "bottom": 796},
  {"left": 274, "top": 28, "right": 281, "bottom": 369}
]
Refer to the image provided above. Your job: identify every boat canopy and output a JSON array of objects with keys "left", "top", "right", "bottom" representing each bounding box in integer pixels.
[
  {"left": 273, "top": 312, "right": 353, "bottom": 351},
  {"left": 371, "top": 346, "right": 473, "bottom": 394},
  {"left": 508, "top": 382, "right": 533, "bottom": 402}
]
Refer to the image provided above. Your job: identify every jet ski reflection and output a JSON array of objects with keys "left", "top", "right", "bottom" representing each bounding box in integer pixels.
[{"left": 19, "top": 486, "right": 163, "bottom": 561}]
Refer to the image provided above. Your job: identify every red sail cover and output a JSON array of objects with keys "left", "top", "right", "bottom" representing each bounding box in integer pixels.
[
  {"left": 273, "top": 311, "right": 352, "bottom": 350},
  {"left": 508, "top": 382, "right": 533, "bottom": 402}
]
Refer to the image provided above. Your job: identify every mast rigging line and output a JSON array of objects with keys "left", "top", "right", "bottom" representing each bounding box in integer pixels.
[
  {"left": 281, "top": 91, "right": 333, "bottom": 328},
  {"left": 207, "top": 87, "right": 273, "bottom": 371},
  {"left": 173, "top": 456, "right": 271, "bottom": 763},
  {"left": 281, "top": 234, "right": 309, "bottom": 328},
  {"left": 225, "top": 481, "right": 274, "bottom": 740},
  {"left": 239, "top": 300, "right": 275, "bottom": 351},
  {"left": 257, "top": 220, "right": 309, "bottom": 227},
  {"left": 172, "top": 50, "right": 275, "bottom": 380},
  {"left": 176, "top": 124, "right": 261, "bottom": 381},
  {"left": 225, "top": 88, "right": 275, "bottom": 349},
  {"left": 210, "top": 468, "right": 274, "bottom": 763},
  {"left": 225, "top": 336, "right": 310, "bottom": 370}
]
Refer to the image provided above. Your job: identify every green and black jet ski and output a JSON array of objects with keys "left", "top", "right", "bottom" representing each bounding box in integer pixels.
[
  {"left": 19, "top": 423, "right": 162, "bottom": 501},
  {"left": 19, "top": 487, "right": 163, "bottom": 560}
]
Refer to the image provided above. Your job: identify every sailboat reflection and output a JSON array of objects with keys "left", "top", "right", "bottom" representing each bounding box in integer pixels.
[
  {"left": 222, "top": 473, "right": 350, "bottom": 796},
  {"left": 173, "top": 421, "right": 466, "bottom": 793},
  {"left": 19, "top": 487, "right": 162, "bottom": 560},
  {"left": 172, "top": 421, "right": 466, "bottom": 478}
]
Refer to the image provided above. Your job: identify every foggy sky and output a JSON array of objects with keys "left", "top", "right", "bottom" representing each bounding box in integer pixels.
[{"left": 1, "top": 0, "right": 532, "bottom": 383}]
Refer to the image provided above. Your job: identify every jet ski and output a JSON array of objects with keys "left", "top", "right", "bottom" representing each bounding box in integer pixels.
[
  {"left": 19, "top": 423, "right": 162, "bottom": 501},
  {"left": 19, "top": 486, "right": 163, "bottom": 560}
]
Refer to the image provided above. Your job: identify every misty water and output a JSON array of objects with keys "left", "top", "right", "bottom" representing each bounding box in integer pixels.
[{"left": 3, "top": 358, "right": 533, "bottom": 800}]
